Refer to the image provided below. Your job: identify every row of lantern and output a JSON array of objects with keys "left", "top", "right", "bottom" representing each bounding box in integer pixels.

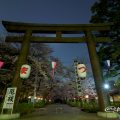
[
  {"left": 0, "top": 61, "right": 31, "bottom": 79},
  {"left": 51, "top": 61, "right": 87, "bottom": 79},
  {"left": 1, "top": 60, "right": 87, "bottom": 79},
  {"left": 20, "top": 61, "right": 57, "bottom": 79},
  {"left": 0, "top": 61, "right": 56, "bottom": 79}
]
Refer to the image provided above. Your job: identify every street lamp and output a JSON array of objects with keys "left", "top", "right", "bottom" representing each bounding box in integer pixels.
[{"left": 104, "top": 83, "right": 110, "bottom": 89}]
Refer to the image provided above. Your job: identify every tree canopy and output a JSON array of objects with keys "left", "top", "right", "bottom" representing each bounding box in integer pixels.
[{"left": 90, "top": 0, "right": 120, "bottom": 85}]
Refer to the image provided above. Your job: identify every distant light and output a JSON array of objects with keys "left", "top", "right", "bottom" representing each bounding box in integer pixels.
[
  {"left": 85, "top": 95, "right": 89, "bottom": 99},
  {"left": 34, "top": 96, "right": 37, "bottom": 99},
  {"left": 95, "top": 96, "right": 98, "bottom": 100},
  {"left": 28, "top": 96, "right": 31, "bottom": 99},
  {"left": 104, "top": 84, "right": 110, "bottom": 89},
  {"left": 74, "top": 98, "right": 76, "bottom": 100},
  {"left": 40, "top": 97, "right": 43, "bottom": 100},
  {"left": 49, "top": 99, "right": 51, "bottom": 102},
  {"left": 38, "top": 97, "right": 40, "bottom": 100}
]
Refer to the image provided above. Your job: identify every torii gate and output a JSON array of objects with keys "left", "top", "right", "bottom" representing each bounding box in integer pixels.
[{"left": 2, "top": 21, "right": 112, "bottom": 112}]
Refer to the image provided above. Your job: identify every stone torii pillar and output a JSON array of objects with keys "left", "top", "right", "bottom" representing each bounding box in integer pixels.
[
  {"left": 12, "top": 30, "right": 32, "bottom": 105},
  {"left": 2, "top": 21, "right": 112, "bottom": 112},
  {"left": 85, "top": 30, "right": 110, "bottom": 111}
]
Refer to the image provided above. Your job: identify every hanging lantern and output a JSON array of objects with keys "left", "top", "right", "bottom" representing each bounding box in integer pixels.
[
  {"left": 0, "top": 61, "right": 4, "bottom": 69},
  {"left": 20, "top": 64, "right": 31, "bottom": 79},
  {"left": 77, "top": 64, "right": 87, "bottom": 79}
]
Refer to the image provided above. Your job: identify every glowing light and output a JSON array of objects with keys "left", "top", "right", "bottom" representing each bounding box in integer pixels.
[
  {"left": 85, "top": 95, "right": 89, "bottom": 99},
  {"left": 104, "top": 83, "right": 110, "bottom": 89},
  {"left": 38, "top": 97, "right": 40, "bottom": 100},
  {"left": 95, "top": 96, "right": 98, "bottom": 100},
  {"left": 28, "top": 96, "right": 31, "bottom": 99},
  {"left": 40, "top": 97, "right": 43, "bottom": 100}
]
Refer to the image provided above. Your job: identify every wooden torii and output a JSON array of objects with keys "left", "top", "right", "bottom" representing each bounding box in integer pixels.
[{"left": 2, "top": 21, "right": 112, "bottom": 112}]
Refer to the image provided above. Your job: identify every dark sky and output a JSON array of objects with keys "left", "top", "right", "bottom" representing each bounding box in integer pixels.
[{"left": 0, "top": 0, "right": 97, "bottom": 71}]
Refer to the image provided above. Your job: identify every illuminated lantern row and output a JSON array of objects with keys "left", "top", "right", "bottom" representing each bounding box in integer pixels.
[
  {"left": 0, "top": 61, "right": 4, "bottom": 69},
  {"left": 77, "top": 64, "right": 87, "bottom": 79},
  {"left": 20, "top": 64, "right": 31, "bottom": 79}
]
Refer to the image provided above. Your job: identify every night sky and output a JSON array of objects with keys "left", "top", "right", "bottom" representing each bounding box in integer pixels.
[{"left": 0, "top": 0, "right": 97, "bottom": 72}]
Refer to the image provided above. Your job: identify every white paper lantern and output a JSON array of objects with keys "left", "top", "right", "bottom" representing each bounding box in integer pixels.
[
  {"left": 20, "top": 64, "right": 31, "bottom": 79},
  {"left": 77, "top": 64, "right": 87, "bottom": 79}
]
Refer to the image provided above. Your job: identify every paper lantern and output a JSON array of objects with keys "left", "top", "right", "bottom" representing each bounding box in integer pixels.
[
  {"left": 0, "top": 61, "right": 4, "bottom": 69},
  {"left": 52, "top": 61, "right": 57, "bottom": 69},
  {"left": 20, "top": 64, "right": 31, "bottom": 79},
  {"left": 77, "top": 64, "right": 87, "bottom": 79}
]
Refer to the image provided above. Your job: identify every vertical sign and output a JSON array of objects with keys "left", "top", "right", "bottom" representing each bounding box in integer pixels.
[
  {"left": 74, "top": 61, "right": 82, "bottom": 97},
  {"left": 2, "top": 87, "right": 17, "bottom": 110}
]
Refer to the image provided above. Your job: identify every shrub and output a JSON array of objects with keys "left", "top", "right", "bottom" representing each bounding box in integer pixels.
[
  {"left": 112, "top": 102, "right": 120, "bottom": 107},
  {"left": 82, "top": 101, "right": 98, "bottom": 113},
  {"left": 34, "top": 100, "right": 45, "bottom": 108},
  {"left": 15, "top": 103, "right": 34, "bottom": 115},
  {"left": 0, "top": 102, "right": 2, "bottom": 112}
]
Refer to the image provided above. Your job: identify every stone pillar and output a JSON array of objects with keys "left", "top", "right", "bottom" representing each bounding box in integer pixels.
[{"left": 85, "top": 30, "right": 110, "bottom": 112}]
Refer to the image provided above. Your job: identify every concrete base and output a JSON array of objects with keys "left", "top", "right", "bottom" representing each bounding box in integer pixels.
[
  {"left": 97, "top": 112, "right": 119, "bottom": 119},
  {"left": 0, "top": 113, "right": 20, "bottom": 120}
]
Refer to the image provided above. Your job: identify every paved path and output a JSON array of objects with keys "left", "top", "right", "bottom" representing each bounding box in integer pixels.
[{"left": 18, "top": 104, "right": 115, "bottom": 120}]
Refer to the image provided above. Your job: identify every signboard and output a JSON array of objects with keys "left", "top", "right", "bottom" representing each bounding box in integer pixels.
[{"left": 3, "top": 87, "right": 17, "bottom": 109}]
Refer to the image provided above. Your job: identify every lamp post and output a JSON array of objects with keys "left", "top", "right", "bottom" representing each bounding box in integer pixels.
[
  {"left": 104, "top": 59, "right": 111, "bottom": 105},
  {"left": 104, "top": 83, "right": 110, "bottom": 90}
]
